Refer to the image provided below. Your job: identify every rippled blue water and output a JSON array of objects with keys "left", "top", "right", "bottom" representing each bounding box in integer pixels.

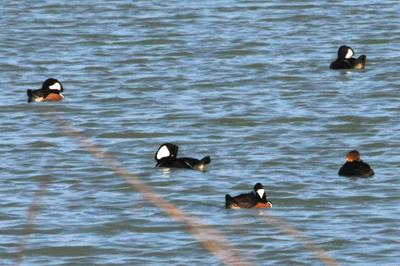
[{"left": 1, "top": 1, "right": 400, "bottom": 265}]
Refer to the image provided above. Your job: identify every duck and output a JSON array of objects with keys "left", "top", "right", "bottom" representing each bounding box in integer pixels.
[
  {"left": 155, "top": 143, "right": 211, "bottom": 170},
  {"left": 338, "top": 150, "right": 374, "bottom": 177},
  {"left": 27, "top": 78, "right": 64, "bottom": 102},
  {"left": 225, "top": 183, "right": 272, "bottom": 209},
  {"left": 330, "top": 45, "right": 366, "bottom": 69}
]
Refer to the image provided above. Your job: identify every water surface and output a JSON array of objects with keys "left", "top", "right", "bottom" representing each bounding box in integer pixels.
[{"left": 1, "top": 1, "right": 400, "bottom": 265}]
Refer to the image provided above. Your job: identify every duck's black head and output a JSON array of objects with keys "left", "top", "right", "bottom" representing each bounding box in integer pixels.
[
  {"left": 338, "top": 45, "right": 354, "bottom": 59},
  {"left": 155, "top": 143, "right": 179, "bottom": 162},
  {"left": 42, "top": 78, "right": 63, "bottom": 93},
  {"left": 252, "top": 183, "right": 265, "bottom": 199}
]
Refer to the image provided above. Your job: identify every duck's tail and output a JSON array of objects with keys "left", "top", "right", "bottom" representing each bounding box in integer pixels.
[
  {"left": 193, "top": 156, "right": 211, "bottom": 171},
  {"left": 225, "top": 194, "right": 236, "bottom": 209},
  {"left": 353, "top": 55, "right": 366, "bottom": 69},
  {"left": 27, "top": 89, "right": 34, "bottom": 102}
]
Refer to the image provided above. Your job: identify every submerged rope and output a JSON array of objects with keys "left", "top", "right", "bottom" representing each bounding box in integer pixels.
[
  {"left": 259, "top": 214, "right": 340, "bottom": 266},
  {"left": 48, "top": 112, "right": 252, "bottom": 266},
  {"left": 16, "top": 107, "right": 340, "bottom": 266},
  {"left": 14, "top": 177, "right": 50, "bottom": 266}
]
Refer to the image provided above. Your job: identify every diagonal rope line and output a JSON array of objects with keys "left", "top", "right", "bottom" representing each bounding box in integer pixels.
[
  {"left": 14, "top": 177, "right": 50, "bottom": 266},
  {"left": 259, "top": 214, "right": 340, "bottom": 266},
  {"left": 46, "top": 112, "right": 253, "bottom": 266},
  {"left": 19, "top": 107, "right": 340, "bottom": 266}
]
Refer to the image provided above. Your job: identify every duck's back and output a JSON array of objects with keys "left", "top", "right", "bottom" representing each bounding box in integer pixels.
[
  {"left": 330, "top": 59, "right": 352, "bottom": 69},
  {"left": 339, "top": 161, "right": 374, "bottom": 177},
  {"left": 330, "top": 55, "right": 366, "bottom": 69},
  {"left": 225, "top": 193, "right": 257, "bottom": 209}
]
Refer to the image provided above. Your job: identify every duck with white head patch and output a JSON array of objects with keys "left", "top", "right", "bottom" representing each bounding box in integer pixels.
[
  {"left": 155, "top": 143, "right": 211, "bottom": 170},
  {"left": 330, "top": 45, "right": 366, "bottom": 69},
  {"left": 225, "top": 183, "right": 272, "bottom": 209},
  {"left": 27, "top": 78, "right": 64, "bottom": 102}
]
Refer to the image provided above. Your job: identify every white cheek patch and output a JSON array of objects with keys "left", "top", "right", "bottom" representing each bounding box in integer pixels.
[
  {"left": 345, "top": 49, "right": 354, "bottom": 59},
  {"left": 49, "top": 82, "right": 62, "bottom": 91},
  {"left": 257, "top": 189, "right": 265, "bottom": 198},
  {"left": 156, "top": 145, "right": 170, "bottom": 160}
]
